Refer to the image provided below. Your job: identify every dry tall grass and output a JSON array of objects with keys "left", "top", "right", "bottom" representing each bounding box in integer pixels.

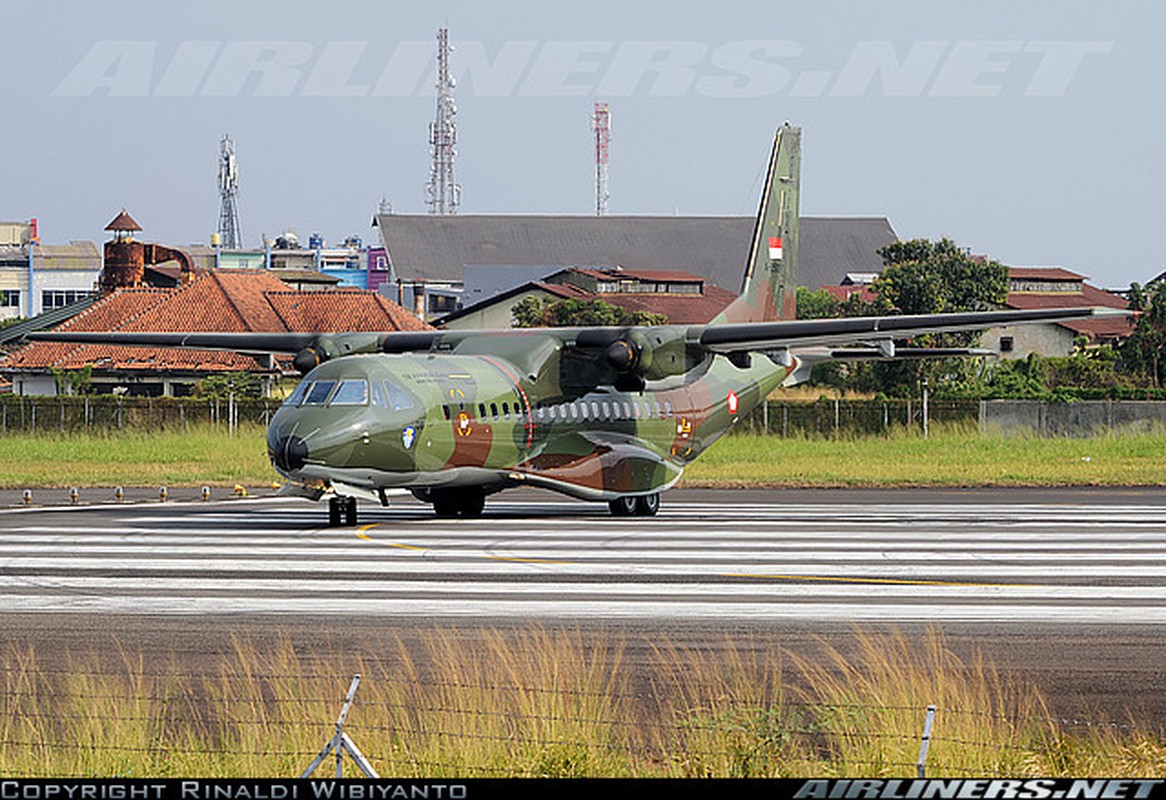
[{"left": 2, "top": 629, "right": 1163, "bottom": 778}]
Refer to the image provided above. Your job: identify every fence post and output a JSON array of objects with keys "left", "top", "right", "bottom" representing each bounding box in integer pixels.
[
  {"left": 916, "top": 704, "right": 936, "bottom": 778},
  {"left": 300, "top": 674, "right": 380, "bottom": 779}
]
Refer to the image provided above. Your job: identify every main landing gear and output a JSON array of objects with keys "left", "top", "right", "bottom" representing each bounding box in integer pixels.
[
  {"left": 411, "top": 487, "right": 486, "bottom": 518},
  {"left": 608, "top": 493, "right": 660, "bottom": 517},
  {"left": 328, "top": 495, "right": 357, "bottom": 527}
]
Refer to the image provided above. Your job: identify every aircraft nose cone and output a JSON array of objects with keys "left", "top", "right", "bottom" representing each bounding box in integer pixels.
[{"left": 271, "top": 435, "right": 309, "bottom": 472}]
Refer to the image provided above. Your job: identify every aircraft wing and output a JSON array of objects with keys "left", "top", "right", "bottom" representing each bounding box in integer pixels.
[
  {"left": 697, "top": 307, "right": 1127, "bottom": 354},
  {"left": 26, "top": 306, "right": 1127, "bottom": 375}
]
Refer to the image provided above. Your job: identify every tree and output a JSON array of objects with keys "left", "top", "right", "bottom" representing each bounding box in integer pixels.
[
  {"left": 860, "top": 238, "right": 1010, "bottom": 395},
  {"left": 512, "top": 296, "right": 667, "bottom": 328},
  {"left": 873, "top": 238, "right": 1009, "bottom": 316},
  {"left": 1120, "top": 281, "right": 1166, "bottom": 386},
  {"left": 195, "top": 372, "right": 263, "bottom": 400}
]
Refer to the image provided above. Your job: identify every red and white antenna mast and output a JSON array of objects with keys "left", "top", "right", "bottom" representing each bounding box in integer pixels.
[
  {"left": 593, "top": 102, "right": 610, "bottom": 216},
  {"left": 426, "top": 27, "right": 461, "bottom": 215}
]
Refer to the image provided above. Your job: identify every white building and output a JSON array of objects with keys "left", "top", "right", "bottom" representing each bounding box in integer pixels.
[{"left": 0, "top": 221, "right": 100, "bottom": 321}]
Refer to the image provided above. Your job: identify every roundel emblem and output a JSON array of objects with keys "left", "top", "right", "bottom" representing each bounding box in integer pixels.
[
  {"left": 727, "top": 391, "right": 739, "bottom": 414},
  {"left": 456, "top": 411, "right": 472, "bottom": 437}
]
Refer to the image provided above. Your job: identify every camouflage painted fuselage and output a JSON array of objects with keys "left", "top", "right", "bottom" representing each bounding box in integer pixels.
[{"left": 267, "top": 341, "right": 790, "bottom": 502}]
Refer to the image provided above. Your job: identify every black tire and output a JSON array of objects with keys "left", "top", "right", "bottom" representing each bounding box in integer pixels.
[
  {"left": 433, "top": 497, "right": 459, "bottom": 518},
  {"left": 343, "top": 497, "right": 358, "bottom": 526},
  {"left": 633, "top": 493, "right": 660, "bottom": 517},
  {"left": 461, "top": 492, "right": 486, "bottom": 518},
  {"left": 328, "top": 497, "right": 342, "bottom": 527},
  {"left": 608, "top": 496, "right": 637, "bottom": 517}
]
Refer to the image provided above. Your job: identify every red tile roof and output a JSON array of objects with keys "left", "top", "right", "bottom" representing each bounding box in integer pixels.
[
  {"left": 1004, "top": 282, "right": 1132, "bottom": 340},
  {"left": 595, "top": 284, "right": 737, "bottom": 324},
  {"left": 1009, "top": 267, "right": 1086, "bottom": 282},
  {"left": 3, "top": 270, "right": 429, "bottom": 374}
]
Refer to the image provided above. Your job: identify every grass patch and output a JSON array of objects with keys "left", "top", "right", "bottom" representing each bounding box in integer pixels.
[
  {"left": 1, "top": 629, "right": 1163, "bottom": 778},
  {"left": 0, "top": 421, "right": 1162, "bottom": 489},
  {"left": 0, "top": 423, "right": 278, "bottom": 488},
  {"left": 685, "top": 424, "right": 1166, "bottom": 487}
]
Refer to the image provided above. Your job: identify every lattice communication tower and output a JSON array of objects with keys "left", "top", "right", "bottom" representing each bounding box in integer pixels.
[
  {"left": 593, "top": 102, "right": 611, "bottom": 216},
  {"left": 217, "top": 134, "right": 242, "bottom": 248},
  {"left": 426, "top": 28, "right": 461, "bottom": 215}
]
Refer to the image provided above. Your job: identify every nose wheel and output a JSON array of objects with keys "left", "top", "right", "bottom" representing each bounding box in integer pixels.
[
  {"left": 608, "top": 493, "right": 660, "bottom": 517},
  {"left": 328, "top": 495, "right": 358, "bottom": 527}
]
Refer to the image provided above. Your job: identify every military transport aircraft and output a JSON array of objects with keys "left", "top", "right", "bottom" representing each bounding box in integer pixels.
[{"left": 31, "top": 125, "right": 1124, "bottom": 525}]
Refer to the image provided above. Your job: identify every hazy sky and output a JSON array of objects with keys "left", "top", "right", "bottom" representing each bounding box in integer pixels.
[{"left": 4, "top": 1, "right": 1162, "bottom": 288}]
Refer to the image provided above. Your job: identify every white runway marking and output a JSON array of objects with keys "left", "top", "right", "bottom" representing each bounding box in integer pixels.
[{"left": 3, "top": 497, "right": 1166, "bottom": 623}]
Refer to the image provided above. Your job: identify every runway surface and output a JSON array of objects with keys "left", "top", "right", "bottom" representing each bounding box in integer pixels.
[
  {"left": 1, "top": 487, "right": 1165, "bottom": 623},
  {"left": 4, "top": 487, "right": 1166, "bottom": 720}
]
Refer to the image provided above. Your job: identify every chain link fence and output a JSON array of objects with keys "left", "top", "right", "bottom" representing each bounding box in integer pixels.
[{"left": 0, "top": 394, "right": 278, "bottom": 434}]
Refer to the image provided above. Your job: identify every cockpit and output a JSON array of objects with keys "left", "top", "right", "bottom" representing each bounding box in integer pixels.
[{"left": 280, "top": 377, "right": 415, "bottom": 411}]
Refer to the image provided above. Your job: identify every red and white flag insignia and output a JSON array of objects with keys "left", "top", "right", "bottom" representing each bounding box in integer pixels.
[
  {"left": 727, "top": 391, "right": 739, "bottom": 414},
  {"left": 768, "top": 236, "right": 783, "bottom": 260}
]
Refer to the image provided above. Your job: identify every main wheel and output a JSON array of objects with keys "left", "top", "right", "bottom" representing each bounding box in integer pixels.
[
  {"left": 633, "top": 493, "right": 660, "bottom": 517},
  {"left": 343, "top": 496, "right": 358, "bottom": 526},
  {"left": 460, "top": 491, "right": 485, "bottom": 518},
  {"left": 328, "top": 496, "right": 342, "bottom": 527},
  {"left": 608, "top": 496, "right": 638, "bottom": 517},
  {"left": 433, "top": 496, "right": 459, "bottom": 518}
]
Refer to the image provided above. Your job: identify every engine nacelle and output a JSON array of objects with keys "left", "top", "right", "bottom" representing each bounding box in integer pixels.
[{"left": 578, "top": 327, "right": 702, "bottom": 384}]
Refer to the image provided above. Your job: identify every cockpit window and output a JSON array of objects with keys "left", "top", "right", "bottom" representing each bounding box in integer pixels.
[
  {"left": 304, "top": 380, "right": 336, "bottom": 405},
  {"left": 384, "top": 380, "right": 414, "bottom": 412},
  {"left": 283, "top": 381, "right": 311, "bottom": 407},
  {"left": 330, "top": 379, "right": 369, "bottom": 406},
  {"left": 370, "top": 380, "right": 387, "bottom": 408}
]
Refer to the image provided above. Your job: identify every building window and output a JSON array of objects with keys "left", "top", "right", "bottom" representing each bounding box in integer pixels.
[
  {"left": 0, "top": 290, "right": 20, "bottom": 307},
  {"left": 1000, "top": 336, "right": 1014, "bottom": 353},
  {"left": 41, "top": 290, "right": 92, "bottom": 310}
]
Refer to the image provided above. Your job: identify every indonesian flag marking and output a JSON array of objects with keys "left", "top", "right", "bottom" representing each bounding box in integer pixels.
[
  {"left": 727, "top": 391, "right": 739, "bottom": 414},
  {"left": 768, "top": 236, "right": 783, "bottom": 260}
]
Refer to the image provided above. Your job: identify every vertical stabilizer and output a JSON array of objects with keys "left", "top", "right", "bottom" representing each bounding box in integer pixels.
[{"left": 715, "top": 124, "right": 800, "bottom": 323}]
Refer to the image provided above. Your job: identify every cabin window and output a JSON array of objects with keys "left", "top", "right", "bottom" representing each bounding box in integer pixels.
[
  {"left": 664, "top": 401, "right": 673, "bottom": 417},
  {"left": 601, "top": 401, "right": 611, "bottom": 419},
  {"left": 384, "top": 380, "right": 414, "bottom": 412},
  {"left": 591, "top": 402, "right": 600, "bottom": 418},
  {"left": 283, "top": 381, "right": 311, "bottom": 407},
  {"left": 370, "top": 380, "right": 387, "bottom": 408},
  {"left": 536, "top": 407, "right": 545, "bottom": 421},
  {"left": 502, "top": 402, "right": 511, "bottom": 419},
  {"left": 623, "top": 402, "right": 632, "bottom": 419},
  {"left": 442, "top": 405, "right": 451, "bottom": 420},
  {"left": 479, "top": 403, "right": 487, "bottom": 418},
  {"left": 654, "top": 401, "right": 663, "bottom": 418},
  {"left": 330, "top": 379, "right": 369, "bottom": 406},
  {"left": 573, "top": 403, "right": 583, "bottom": 420},
  {"left": 305, "top": 381, "right": 336, "bottom": 405}
]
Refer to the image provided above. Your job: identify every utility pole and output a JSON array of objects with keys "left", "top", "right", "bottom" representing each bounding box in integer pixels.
[
  {"left": 218, "top": 134, "right": 242, "bottom": 248},
  {"left": 426, "top": 28, "right": 461, "bottom": 215}
]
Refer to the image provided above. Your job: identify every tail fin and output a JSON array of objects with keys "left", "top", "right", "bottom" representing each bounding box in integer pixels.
[{"left": 715, "top": 123, "right": 801, "bottom": 324}]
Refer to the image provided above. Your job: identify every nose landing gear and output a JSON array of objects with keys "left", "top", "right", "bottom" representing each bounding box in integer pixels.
[{"left": 328, "top": 495, "right": 358, "bottom": 527}]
